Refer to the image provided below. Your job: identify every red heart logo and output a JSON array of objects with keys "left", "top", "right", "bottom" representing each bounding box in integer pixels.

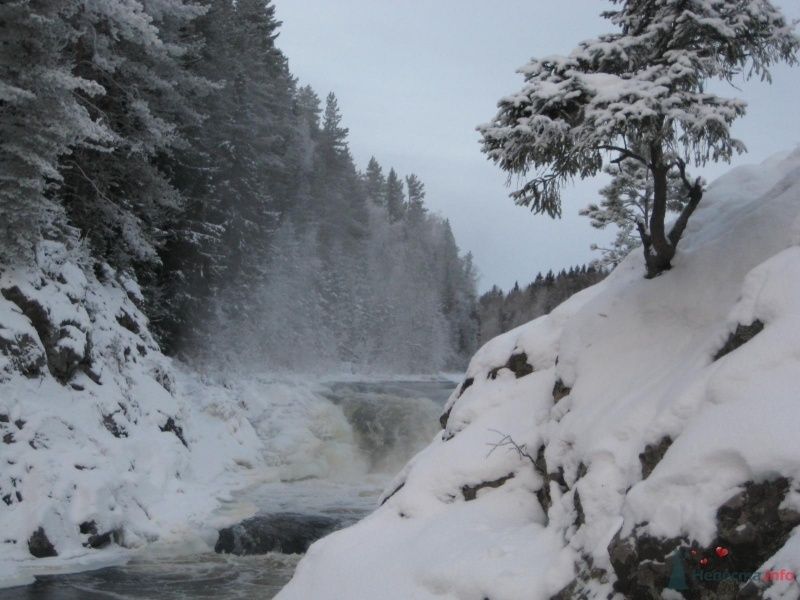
[
  {"left": 690, "top": 549, "right": 698, "bottom": 556},
  {"left": 715, "top": 546, "right": 729, "bottom": 558},
  {"left": 699, "top": 557, "right": 709, "bottom": 567}
]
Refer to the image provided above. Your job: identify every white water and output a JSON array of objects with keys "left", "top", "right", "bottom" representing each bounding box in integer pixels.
[{"left": 0, "top": 379, "right": 453, "bottom": 599}]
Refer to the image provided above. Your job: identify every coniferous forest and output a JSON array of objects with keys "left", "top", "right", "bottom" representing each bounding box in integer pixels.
[
  {"left": 476, "top": 265, "right": 606, "bottom": 344},
  {"left": 0, "top": 0, "right": 480, "bottom": 373}
]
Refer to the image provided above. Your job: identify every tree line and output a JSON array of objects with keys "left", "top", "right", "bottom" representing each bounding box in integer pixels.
[{"left": 477, "top": 265, "right": 606, "bottom": 345}]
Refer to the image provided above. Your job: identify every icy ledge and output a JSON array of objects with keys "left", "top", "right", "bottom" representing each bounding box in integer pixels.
[{"left": 277, "top": 150, "right": 800, "bottom": 600}]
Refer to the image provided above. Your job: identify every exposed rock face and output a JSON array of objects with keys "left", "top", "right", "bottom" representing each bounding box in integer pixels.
[
  {"left": 0, "top": 329, "right": 46, "bottom": 380},
  {"left": 215, "top": 513, "right": 339, "bottom": 556},
  {"left": 608, "top": 478, "right": 800, "bottom": 599},
  {"left": 639, "top": 436, "right": 673, "bottom": 479},
  {"left": 552, "top": 378, "right": 571, "bottom": 403},
  {"left": 488, "top": 352, "right": 534, "bottom": 380},
  {"left": 534, "top": 445, "right": 568, "bottom": 519},
  {"left": 715, "top": 478, "right": 800, "bottom": 575},
  {"left": 79, "top": 520, "right": 122, "bottom": 549},
  {"left": 461, "top": 473, "right": 515, "bottom": 501},
  {"left": 440, "top": 377, "right": 474, "bottom": 429},
  {"left": 608, "top": 531, "right": 686, "bottom": 598},
  {"left": 713, "top": 320, "right": 764, "bottom": 361},
  {"left": 1, "top": 285, "right": 90, "bottom": 383},
  {"left": 28, "top": 527, "right": 57, "bottom": 558},
  {"left": 160, "top": 417, "right": 188, "bottom": 448}
]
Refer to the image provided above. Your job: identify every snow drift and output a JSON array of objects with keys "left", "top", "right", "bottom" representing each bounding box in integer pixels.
[{"left": 277, "top": 150, "right": 800, "bottom": 600}]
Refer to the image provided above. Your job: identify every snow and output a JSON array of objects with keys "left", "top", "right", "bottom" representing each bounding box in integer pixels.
[
  {"left": 0, "top": 238, "right": 448, "bottom": 589},
  {"left": 3, "top": 150, "right": 800, "bottom": 597},
  {"left": 1, "top": 241, "right": 434, "bottom": 588},
  {"left": 277, "top": 149, "right": 800, "bottom": 599}
]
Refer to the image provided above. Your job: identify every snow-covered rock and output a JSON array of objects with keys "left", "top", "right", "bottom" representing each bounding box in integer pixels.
[
  {"left": 277, "top": 150, "right": 800, "bottom": 600},
  {"left": 0, "top": 242, "right": 266, "bottom": 586}
]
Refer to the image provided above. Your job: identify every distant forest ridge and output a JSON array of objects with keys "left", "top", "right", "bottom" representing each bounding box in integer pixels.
[{"left": 477, "top": 265, "right": 607, "bottom": 344}]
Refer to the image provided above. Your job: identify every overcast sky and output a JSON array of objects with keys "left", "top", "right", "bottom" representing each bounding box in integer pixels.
[{"left": 273, "top": 0, "right": 800, "bottom": 291}]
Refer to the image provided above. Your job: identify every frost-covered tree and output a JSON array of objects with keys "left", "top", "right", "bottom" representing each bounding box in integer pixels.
[
  {"left": 0, "top": 0, "right": 481, "bottom": 373},
  {"left": 405, "top": 174, "right": 427, "bottom": 223},
  {"left": 479, "top": 0, "right": 799, "bottom": 277},
  {"left": 581, "top": 157, "right": 687, "bottom": 268},
  {"left": 385, "top": 168, "right": 405, "bottom": 222},
  {"left": 157, "top": 0, "right": 301, "bottom": 350},
  {"left": 364, "top": 157, "right": 386, "bottom": 206},
  {"left": 60, "top": 0, "right": 207, "bottom": 269},
  {"left": 0, "top": 1, "right": 111, "bottom": 259},
  {"left": 321, "top": 92, "right": 349, "bottom": 158}
]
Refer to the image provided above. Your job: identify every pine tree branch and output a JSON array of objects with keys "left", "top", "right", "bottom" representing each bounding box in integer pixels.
[{"left": 599, "top": 145, "right": 649, "bottom": 166}]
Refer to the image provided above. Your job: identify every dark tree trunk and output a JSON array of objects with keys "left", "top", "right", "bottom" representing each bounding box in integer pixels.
[
  {"left": 644, "top": 144, "right": 675, "bottom": 278},
  {"left": 669, "top": 160, "right": 704, "bottom": 248}
]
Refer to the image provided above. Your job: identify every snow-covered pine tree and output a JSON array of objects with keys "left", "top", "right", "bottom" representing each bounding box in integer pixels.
[
  {"left": 158, "top": 0, "right": 301, "bottom": 352},
  {"left": 59, "top": 0, "right": 207, "bottom": 270},
  {"left": 405, "top": 174, "right": 427, "bottom": 223},
  {"left": 321, "top": 92, "right": 350, "bottom": 158},
  {"left": 151, "top": 0, "right": 235, "bottom": 349},
  {"left": 364, "top": 157, "right": 386, "bottom": 207},
  {"left": 581, "top": 157, "right": 687, "bottom": 268},
  {"left": 385, "top": 168, "right": 405, "bottom": 223},
  {"left": 0, "top": 1, "right": 111, "bottom": 260},
  {"left": 479, "top": 0, "right": 799, "bottom": 277}
]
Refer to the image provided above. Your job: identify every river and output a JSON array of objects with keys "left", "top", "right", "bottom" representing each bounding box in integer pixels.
[{"left": 0, "top": 380, "right": 453, "bottom": 599}]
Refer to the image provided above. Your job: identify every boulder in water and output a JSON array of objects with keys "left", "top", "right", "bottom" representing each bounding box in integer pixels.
[{"left": 215, "top": 513, "right": 339, "bottom": 556}]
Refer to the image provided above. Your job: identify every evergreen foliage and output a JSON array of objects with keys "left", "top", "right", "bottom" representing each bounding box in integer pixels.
[
  {"left": 477, "top": 265, "right": 606, "bottom": 343},
  {"left": 0, "top": 0, "right": 480, "bottom": 372},
  {"left": 479, "top": 0, "right": 798, "bottom": 277}
]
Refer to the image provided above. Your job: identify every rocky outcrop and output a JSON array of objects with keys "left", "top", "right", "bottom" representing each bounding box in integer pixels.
[
  {"left": 440, "top": 377, "right": 474, "bottom": 429},
  {"left": 461, "top": 473, "right": 515, "bottom": 501},
  {"left": 160, "top": 417, "right": 188, "bottom": 448},
  {"left": 713, "top": 320, "right": 764, "bottom": 361},
  {"left": 534, "top": 445, "right": 568, "bottom": 518},
  {"left": 215, "top": 513, "right": 340, "bottom": 556},
  {"left": 552, "top": 378, "right": 571, "bottom": 403},
  {"left": 28, "top": 527, "right": 57, "bottom": 558},
  {"left": 0, "top": 243, "right": 199, "bottom": 568},
  {"left": 607, "top": 478, "right": 800, "bottom": 599},
  {"left": 79, "top": 521, "right": 122, "bottom": 549},
  {"left": 488, "top": 352, "right": 534, "bottom": 380},
  {"left": 1, "top": 285, "right": 90, "bottom": 383},
  {"left": 639, "top": 436, "right": 673, "bottom": 479},
  {"left": 0, "top": 328, "right": 46, "bottom": 380}
]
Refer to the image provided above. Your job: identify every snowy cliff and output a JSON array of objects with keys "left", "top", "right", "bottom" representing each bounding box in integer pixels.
[
  {"left": 0, "top": 242, "right": 270, "bottom": 586},
  {"left": 277, "top": 150, "right": 800, "bottom": 600}
]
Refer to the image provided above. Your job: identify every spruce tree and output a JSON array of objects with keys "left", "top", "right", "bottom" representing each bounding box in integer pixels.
[
  {"left": 405, "top": 174, "right": 427, "bottom": 222},
  {"left": 385, "top": 168, "right": 405, "bottom": 223},
  {"left": 364, "top": 157, "right": 386, "bottom": 207}
]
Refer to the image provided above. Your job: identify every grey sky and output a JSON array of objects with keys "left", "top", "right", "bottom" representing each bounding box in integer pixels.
[{"left": 273, "top": 0, "right": 800, "bottom": 292}]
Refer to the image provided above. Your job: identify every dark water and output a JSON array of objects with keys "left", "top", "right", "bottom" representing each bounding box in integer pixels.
[
  {"left": 0, "top": 380, "right": 454, "bottom": 600},
  {"left": 0, "top": 554, "right": 300, "bottom": 600}
]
